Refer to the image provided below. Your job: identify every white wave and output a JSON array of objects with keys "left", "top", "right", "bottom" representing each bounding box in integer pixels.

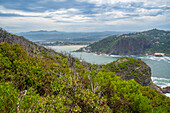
[
  {"left": 110, "top": 55, "right": 122, "bottom": 57},
  {"left": 153, "top": 82, "right": 170, "bottom": 88},
  {"left": 130, "top": 55, "right": 135, "bottom": 57},
  {"left": 105, "top": 54, "right": 110, "bottom": 56},
  {"left": 151, "top": 77, "right": 170, "bottom": 98},
  {"left": 140, "top": 56, "right": 170, "bottom": 63},
  {"left": 165, "top": 93, "right": 170, "bottom": 98},
  {"left": 151, "top": 77, "right": 170, "bottom": 88},
  {"left": 152, "top": 77, "right": 170, "bottom": 81}
]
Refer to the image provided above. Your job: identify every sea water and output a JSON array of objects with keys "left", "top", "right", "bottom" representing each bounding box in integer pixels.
[{"left": 47, "top": 46, "right": 170, "bottom": 97}]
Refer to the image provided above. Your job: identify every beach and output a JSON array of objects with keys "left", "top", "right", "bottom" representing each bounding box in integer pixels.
[{"left": 46, "top": 45, "right": 87, "bottom": 53}]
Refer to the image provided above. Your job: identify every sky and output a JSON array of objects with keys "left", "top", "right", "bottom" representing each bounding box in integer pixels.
[{"left": 0, "top": 0, "right": 170, "bottom": 33}]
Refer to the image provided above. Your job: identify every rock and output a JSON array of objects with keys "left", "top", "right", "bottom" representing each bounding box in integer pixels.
[
  {"left": 148, "top": 82, "right": 163, "bottom": 93},
  {"left": 112, "top": 38, "right": 151, "bottom": 55},
  {"left": 161, "top": 86, "right": 170, "bottom": 93}
]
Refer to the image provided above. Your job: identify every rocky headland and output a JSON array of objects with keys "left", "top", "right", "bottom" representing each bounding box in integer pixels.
[{"left": 77, "top": 29, "right": 170, "bottom": 56}]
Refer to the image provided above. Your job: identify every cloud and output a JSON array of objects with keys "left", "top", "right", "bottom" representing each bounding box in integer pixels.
[
  {"left": 136, "top": 8, "right": 163, "bottom": 16},
  {"left": 0, "top": 5, "right": 80, "bottom": 17},
  {"left": 38, "top": 0, "right": 67, "bottom": 3},
  {"left": 0, "top": 5, "right": 92, "bottom": 24},
  {"left": 77, "top": 0, "right": 169, "bottom": 7},
  {"left": 0, "top": 0, "right": 169, "bottom": 32}
]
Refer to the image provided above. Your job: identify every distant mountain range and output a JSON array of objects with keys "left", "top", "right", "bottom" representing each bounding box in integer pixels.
[
  {"left": 79, "top": 29, "right": 170, "bottom": 55},
  {"left": 17, "top": 30, "right": 127, "bottom": 42}
]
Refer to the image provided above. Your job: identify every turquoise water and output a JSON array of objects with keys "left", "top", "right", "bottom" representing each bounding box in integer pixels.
[{"left": 48, "top": 46, "right": 170, "bottom": 97}]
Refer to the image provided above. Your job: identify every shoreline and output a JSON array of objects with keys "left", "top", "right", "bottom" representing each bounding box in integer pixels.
[
  {"left": 46, "top": 45, "right": 170, "bottom": 57},
  {"left": 46, "top": 45, "right": 88, "bottom": 47},
  {"left": 75, "top": 50, "right": 170, "bottom": 57}
]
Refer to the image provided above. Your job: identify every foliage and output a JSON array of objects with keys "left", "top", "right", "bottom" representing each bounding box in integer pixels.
[
  {"left": 0, "top": 82, "right": 18, "bottom": 112},
  {"left": 0, "top": 42, "right": 170, "bottom": 112},
  {"left": 105, "top": 58, "right": 150, "bottom": 86}
]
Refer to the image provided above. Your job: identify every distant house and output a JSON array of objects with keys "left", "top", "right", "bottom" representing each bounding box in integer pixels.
[
  {"left": 155, "top": 41, "right": 160, "bottom": 44},
  {"left": 154, "top": 53, "right": 165, "bottom": 57}
]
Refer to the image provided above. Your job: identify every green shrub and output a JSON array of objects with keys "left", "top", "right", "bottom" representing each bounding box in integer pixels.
[{"left": 0, "top": 82, "right": 18, "bottom": 112}]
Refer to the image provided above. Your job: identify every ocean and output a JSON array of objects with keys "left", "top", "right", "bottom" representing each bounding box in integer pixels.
[{"left": 47, "top": 45, "right": 170, "bottom": 97}]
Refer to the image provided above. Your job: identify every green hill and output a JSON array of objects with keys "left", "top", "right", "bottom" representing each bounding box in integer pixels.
[
  {"left": 0, "top": 28, "right": 169, "bottom": 112},
  {"left": 84, "top": 29, "right": 170, "bottom": 55}
]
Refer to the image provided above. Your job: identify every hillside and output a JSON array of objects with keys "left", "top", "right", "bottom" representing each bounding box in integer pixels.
[
  {"left": 17, "top": 30, "right": 124, "bottom": 42},
  {"left": 0, "top": 28, "right": 170, "bottom": 112},
  {"left": 82, "top": 29, "right": 170, "bottom": 55}
]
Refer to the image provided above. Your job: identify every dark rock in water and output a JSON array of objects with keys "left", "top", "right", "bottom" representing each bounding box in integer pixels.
[{"left": 161, "top": 86, "right": 170, "bottom": 93}]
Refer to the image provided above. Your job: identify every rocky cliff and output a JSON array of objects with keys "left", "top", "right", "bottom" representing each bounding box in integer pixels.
[{"left": 109, "top": 37, "right": 151, "bottom": 55}]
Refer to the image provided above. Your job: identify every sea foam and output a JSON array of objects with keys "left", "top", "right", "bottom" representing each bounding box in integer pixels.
[
  {"left": 140, "top": 56, "right": 170, "bottom": 63},
  {"left": 151, "top": 77, "right": 170, "bottom": 88}
]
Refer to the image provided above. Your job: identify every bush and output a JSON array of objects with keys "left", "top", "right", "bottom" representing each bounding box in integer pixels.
[{"left": 0, "top": 82, "right": 18, "bottom": 112}]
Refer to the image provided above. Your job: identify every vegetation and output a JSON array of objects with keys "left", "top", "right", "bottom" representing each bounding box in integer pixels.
[
  {"left": 0, "top": 42, "right": 170, "bottom": 112},
  {"left": 87, "top": 29, "right": 170, "bottom": 55},
  {"left": 105, "top": 58, "right": 151, "bottom": 86}
]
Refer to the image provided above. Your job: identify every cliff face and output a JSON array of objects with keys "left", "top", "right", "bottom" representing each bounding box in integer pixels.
[
  {"left": 88, "top": 36, "right": 151, "bottom": 55},
  {"left": 111, "top": 38, "right": 151, "bottom": 55}
]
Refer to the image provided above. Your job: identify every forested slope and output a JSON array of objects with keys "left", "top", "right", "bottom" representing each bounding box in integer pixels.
[{"left": 85, "top": 29, "right": 170, "bottom": 55}]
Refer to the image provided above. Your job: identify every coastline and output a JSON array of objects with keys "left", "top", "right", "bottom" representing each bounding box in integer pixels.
[
  {"left": 47, "top": 45, "right": 88, "bottom": 48},
  {"left": 75, "top": 49, "right": 170, "bottom": 57},
  {"left": 47, "top": 45, "right": 170, "bottom": 97},
  {"left": 74, "top": 50, "right": 170, "bottom": 96}
]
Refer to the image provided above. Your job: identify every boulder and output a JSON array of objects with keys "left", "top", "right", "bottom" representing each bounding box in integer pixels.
[{"left": 161, "top": 86, "right": 170, "bottom": 93}]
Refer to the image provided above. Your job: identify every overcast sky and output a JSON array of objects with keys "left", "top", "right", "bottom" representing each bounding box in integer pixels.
[{"left": 0, "top": 0, "right": 169, "bottom": 33}]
